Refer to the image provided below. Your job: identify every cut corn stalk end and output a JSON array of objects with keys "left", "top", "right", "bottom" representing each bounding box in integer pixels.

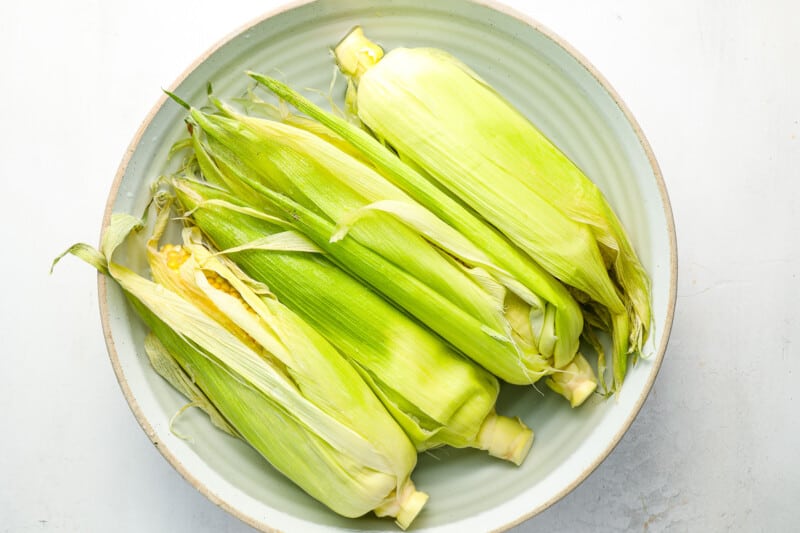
[
  {"left": 545, "top": 353, "right": 599, "bottom": 408},
  {"left": 375, "top": 480, "right": 429, "bottom": 530},
  {"left": 476, "top": 412, "right": 534, "bottom": 466},
  {"left": 334, "top": 26, "right": 383, "bottom": 83}
]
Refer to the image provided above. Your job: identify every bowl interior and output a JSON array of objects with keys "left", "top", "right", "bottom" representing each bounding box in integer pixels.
[{"left": 101, "top": 1, "right": 676, "bottom": 531}]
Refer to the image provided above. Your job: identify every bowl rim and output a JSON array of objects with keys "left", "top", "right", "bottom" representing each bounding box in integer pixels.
[{"left": 97, "top": 1, "right": 678, "bottom": 531}]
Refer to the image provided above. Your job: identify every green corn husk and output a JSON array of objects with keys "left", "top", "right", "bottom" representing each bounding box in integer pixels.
[
  {"left": 246, "top": 73, "right": 596, "bottom": 402},
  {"left": 331, "top": 27, "right": 652, "bottom": 391},
  {"left": 142, "top": 331, "right": 240, "bottom": 438},
  {"left": 179, "top": 96, "right": 596, "bottom": 404},
  {"left": 173, "top": 176, "right": 534, "bottom": 463},
  {"left": 53, "top": 210, "right": 428, "bottom": 528}
]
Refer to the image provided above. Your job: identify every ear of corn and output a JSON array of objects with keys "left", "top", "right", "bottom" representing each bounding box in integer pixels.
[
  {"left": 247, "top": 73, "right": 587, "bottom": 374},
  {"left": 54, "top": 210, "right": 429, "bottom": 528},
  {"left": 173, "top": 177, "right": 534, "bottom": 463},
  {"left": 330, "top": 27, "right": 651, "bottom": 391},
  {"left": 183, "top": 101, "right": 590, "bottom": 399}
]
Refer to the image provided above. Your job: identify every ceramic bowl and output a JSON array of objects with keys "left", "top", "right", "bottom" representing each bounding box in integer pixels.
[{"left": 100, "top": 1, "right": 677, "bottom": 531}]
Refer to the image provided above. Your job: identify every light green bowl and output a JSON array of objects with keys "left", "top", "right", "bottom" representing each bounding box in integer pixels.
[{"left": 100, "top": 1, "right": 677, "bottom": 531}]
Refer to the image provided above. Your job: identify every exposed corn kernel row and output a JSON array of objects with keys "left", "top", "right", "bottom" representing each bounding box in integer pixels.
[
  {"left": 162, "top": 244, "right": 248, "bottom": 307},
  {"left": 164, "top": 243, "right": 190, "bottom": 270},
  {"left": 204, "top": 270, "right": 246, "bottom": 303},
  {"left": 160, "top": 244, "right": 260, "bottom": 351}
]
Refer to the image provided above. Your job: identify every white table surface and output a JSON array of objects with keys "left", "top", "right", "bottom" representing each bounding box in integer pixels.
[{"left": 3, "top": 1, "right": 798, "bottom": 531}]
